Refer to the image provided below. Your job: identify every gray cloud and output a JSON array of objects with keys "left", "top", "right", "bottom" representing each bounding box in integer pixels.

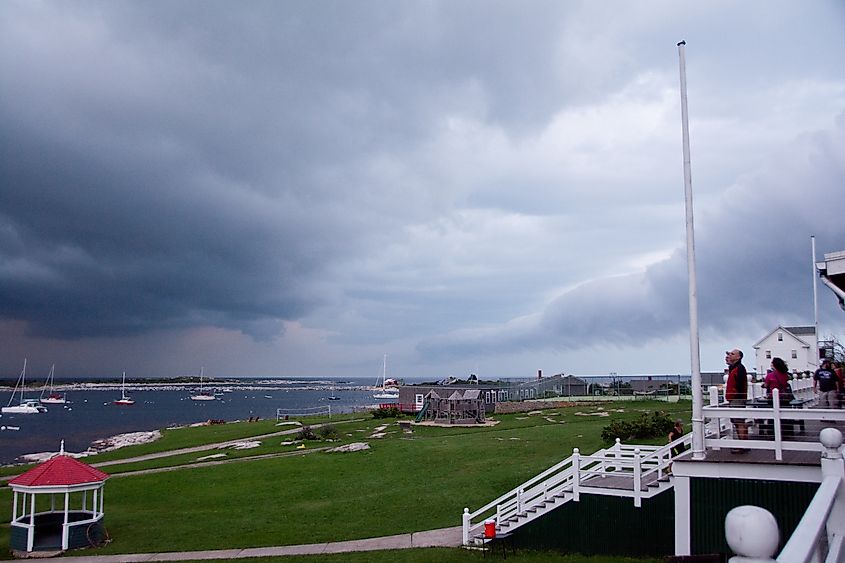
[
  {"left": 419, "top": 114, "right": 845, "bottom": 360},
  {"left": 1, "top": 1, "right": 843, "bottom": 377}
]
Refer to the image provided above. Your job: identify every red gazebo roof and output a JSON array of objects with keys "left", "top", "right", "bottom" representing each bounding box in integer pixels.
[{"left": 9, "top": 455, "right": 109, "bottom": 487}]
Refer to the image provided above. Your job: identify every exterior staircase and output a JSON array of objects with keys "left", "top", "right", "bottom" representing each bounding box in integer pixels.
[{"left": 462, "top": 434, "right": 691, "bottom": 545}]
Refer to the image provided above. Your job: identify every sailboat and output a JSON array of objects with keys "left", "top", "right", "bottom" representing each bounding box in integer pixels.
[
  {"left": 190, "top": 367, "right": 215, "bottom": 401},
  {"left": 113, "top": 371, "right": 135, "bottom": 406},
  {"left": 2, "top": 359, "right": 48, "bottom": 414},
  {"left": 39, "top": 364, "right": 67, "bottom": 404},
  {"left": 373, "top": 354, "right": 399, "bottom": 400}
]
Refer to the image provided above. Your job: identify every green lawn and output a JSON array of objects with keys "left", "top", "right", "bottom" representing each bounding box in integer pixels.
[{"left": 0, "top": 401, "right": 689, "bottom": 560}]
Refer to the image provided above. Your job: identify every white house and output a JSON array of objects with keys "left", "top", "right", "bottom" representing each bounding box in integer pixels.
[{"left": 752, "top": 325, "right": 817, "bottom": 374}]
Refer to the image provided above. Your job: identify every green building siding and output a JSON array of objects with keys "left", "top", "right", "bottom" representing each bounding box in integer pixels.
[
  {"left": 691, "top": 478, "right": 818, "bottom": 555},
  {"left": 510, "top": 490, "right": 675, "bottom": 557}
]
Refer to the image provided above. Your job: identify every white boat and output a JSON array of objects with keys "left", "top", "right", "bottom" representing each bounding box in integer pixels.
[
  {"left": 373, "top": 354, "right": 400, "bottom": 400},
  {"left": 2, "top": 359, "right": 48, "bottom": 414},
  {"left": 190, "top": 367, "right": 215, "bottom": 401},
  {"left": 113, "top": 371, "right": 135, "bottom": 406},
  {"left": 39, "top": 364, "right": 67, "bottom": 404}
]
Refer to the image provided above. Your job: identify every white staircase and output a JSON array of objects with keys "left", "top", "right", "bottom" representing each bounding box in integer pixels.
[{"left": 462, "top": 434, "right": 692, "bottom": 545}]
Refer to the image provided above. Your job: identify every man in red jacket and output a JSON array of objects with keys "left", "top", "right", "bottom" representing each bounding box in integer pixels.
[{"left": 725, "top": 349, "right": 748, "bottom": 447}]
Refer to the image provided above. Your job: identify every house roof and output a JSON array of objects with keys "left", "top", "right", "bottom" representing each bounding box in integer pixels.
[
  {"left": 783, "top": 326, "right": 816, "bottom": 336},
  {"left": 9, "top": 455, "right": 109, "bottom": 488},
  {"left": 752, "top": 325, "right": 814, "bottom": 349}
]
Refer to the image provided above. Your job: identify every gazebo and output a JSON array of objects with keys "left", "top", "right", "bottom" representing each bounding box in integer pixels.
[{"left": 8, "top": 441, "right": 109, "bottom": 554}]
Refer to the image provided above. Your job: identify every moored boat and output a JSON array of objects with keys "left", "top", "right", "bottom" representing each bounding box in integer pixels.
[
  {"left": 113, "top": 371, "right": 135, "bottom": 406},
  {"left": 190, "top": 367, "right": 215, "bottom": 401},
  {"left": 39, "top": 364, "right": 67, "bottom": 404},
  {"left": 2, "top": 359, "right": 48, "bottom": 414},
  {"left": 373, "top": 354, "right": 399, "bottom": 400}
]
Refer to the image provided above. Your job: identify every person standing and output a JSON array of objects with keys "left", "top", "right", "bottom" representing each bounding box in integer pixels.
[
  {"left": 814, "top": 359, "right": 841, "bottom": 408},
  {"left": 725, "top": 349, "right": 748, "bottom": 446},
  {"left": 765, "top": 357, "right": 792, "bottom": 403}
]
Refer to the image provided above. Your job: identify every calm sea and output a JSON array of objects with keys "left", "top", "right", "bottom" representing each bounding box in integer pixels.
[{"left": 0, "top": 378, "right": 395, "bottom": 465}]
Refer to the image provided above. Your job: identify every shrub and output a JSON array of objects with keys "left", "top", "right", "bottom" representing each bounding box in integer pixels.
[
  {"left": 601, "top": 411, "right": 675, "bottom": 443},
  {"left": 371, "top": 406, "right": 400, "bottom": 419},
  {"left": 317, "top": 424, "right": 339, "bottom": 440},
  {"left": 296, "top": 426, "right": 318, "bottom": 441}
]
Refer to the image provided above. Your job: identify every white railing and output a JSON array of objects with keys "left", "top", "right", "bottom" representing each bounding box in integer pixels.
[
  {"left": 461, "top": 434, "right": 690, "bottom": 544},
  {"left": 702, "top": 387, "right": 845, "bottom": 461},
  {"left": 724, "top": 428, "right": 844, "bottom": 563}
]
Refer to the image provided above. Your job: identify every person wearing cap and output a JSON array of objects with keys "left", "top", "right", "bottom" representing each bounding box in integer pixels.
[{"left": 813, "top": 359, "right": 840, "bottom": 408}]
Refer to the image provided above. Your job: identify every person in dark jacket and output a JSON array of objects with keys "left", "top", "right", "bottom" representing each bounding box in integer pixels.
[{"left": 725, "top": 349, "right": 748, "bottom": 448}]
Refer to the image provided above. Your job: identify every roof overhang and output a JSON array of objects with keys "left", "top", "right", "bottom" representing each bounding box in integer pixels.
[
  {"left": 10, "top": 481, "right": 107, "bottom": 494},
  {"left": 817, "top": 251, "right": 845, "bottom": 311}
]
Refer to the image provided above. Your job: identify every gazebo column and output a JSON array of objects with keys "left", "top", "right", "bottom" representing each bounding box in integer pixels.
[
  {"left": 28, "top": 492, "right": 35, "bottom": 552},
  {"left": 99, "top": 485, "right": 105, "bottom": 516},
  {"left": 62, "top": 491, "right": 70, "bottom": 550},
  {"left": 12, "top": 491, "right": 18, "bottom": 522}
]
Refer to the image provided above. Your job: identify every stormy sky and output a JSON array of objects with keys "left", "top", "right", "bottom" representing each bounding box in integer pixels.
[{"left": 1, "top": 1, "right": 843, "bottom": 379}]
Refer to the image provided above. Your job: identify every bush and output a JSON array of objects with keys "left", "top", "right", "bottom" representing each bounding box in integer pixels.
[
  {"left": 317, "top": 424, "right": 339, "bottom": 440},
  {"left": 371, "top": 406, "right": 400, "bottom": 419},
  {"left": 296, "top": 425, "right": 318, "bottom": 441},
  {"left": 601, "top": 411, "right": 674, "bottom": 443}
]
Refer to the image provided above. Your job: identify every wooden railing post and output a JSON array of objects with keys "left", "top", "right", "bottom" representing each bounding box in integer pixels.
[
  {"left": 820, "top": 428, "right": 845, "bottom": 550},
  {"left": 614, "top": 438, "right": 621, "bottom": 472},
  {"left": 572, "top": 448, "right": 581, "bottom": 501},
  {"left": 633, "top": 448, "right": 642, "bottom": 508},
  {"left": 462, "top": 508, "right": 470, "bottom": 545}
]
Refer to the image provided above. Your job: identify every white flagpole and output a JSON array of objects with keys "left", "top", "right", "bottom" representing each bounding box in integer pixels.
[{"left": 677, "top": 41, "right": 704, "bottom": 459}]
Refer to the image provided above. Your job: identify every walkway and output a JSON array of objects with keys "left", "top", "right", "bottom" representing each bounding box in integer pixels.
[{"left": 11, "top": 526, "right": 464, "bottom": 562}]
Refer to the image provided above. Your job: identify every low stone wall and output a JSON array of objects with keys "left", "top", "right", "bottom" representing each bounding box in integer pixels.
[{"left": 493, "top": 400, "right": 582, "bottom": 414}]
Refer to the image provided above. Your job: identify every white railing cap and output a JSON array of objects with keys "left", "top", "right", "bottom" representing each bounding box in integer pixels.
[{"left": 725, "top": 505, "right": 778, "bottom": 561}]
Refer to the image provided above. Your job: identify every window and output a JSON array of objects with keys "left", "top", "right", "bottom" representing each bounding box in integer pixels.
[
  {"left": 415, "top": 394, "right": 424, "bottom": 406},
  {"left": 485, "top": 391, "right": 491, "bottom": 403},
  {"left": 791, "top": 350, "right": 797, "bottom": 359},
  {"left": 765, "top": 350, "right": 771, "bottom": 359},
  {"left": 778, "top": 332, "right": 783, "bottom": 342}
]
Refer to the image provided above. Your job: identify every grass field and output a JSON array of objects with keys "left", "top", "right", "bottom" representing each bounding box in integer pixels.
[{"left": 0, "top": 400, "right": 689, "bottom": 560}]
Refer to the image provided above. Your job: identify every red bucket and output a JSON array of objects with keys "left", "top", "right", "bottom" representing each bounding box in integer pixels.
[{"left": 484, "top": 519, "right": 496, "bottom": 539}]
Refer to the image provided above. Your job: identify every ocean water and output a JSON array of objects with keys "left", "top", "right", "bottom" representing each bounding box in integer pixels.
[{"left": 0, "top": 380, "right": 391, "bottom": 465}]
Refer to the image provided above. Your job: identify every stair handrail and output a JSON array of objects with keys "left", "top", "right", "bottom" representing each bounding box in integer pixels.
[
  {"left": 463, "top": 443, "right": 624, "bottom": 542},
  {"left": 462, "top": 449, "right": 581, "bottom": 542},
  {"left": 640, "top": 433, "right": 692, "bottom": 483},
  {"left": 494, "top": 446, "right": 616, "bottom": 523},
  {"left": 462, "top": 435, "right": 693, "bottom": 544}
]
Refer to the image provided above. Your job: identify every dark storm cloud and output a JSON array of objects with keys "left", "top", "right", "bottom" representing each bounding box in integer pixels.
[{"left": 0, "top": 0, "right": 577, "bottom": 341}]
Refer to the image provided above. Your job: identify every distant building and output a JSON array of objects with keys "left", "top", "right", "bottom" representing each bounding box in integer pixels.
[
  {"left": 398, "top": 383, "right": 508, "bottom": 414},
  {"left": 752, "top": 325, "right": 817, "bottom": 374}
]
